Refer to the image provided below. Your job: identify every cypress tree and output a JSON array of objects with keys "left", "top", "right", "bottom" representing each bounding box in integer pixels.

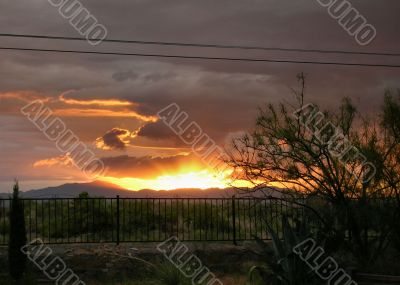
[{"left": 8, "top": 181, "right": 27, "bottom": 281}]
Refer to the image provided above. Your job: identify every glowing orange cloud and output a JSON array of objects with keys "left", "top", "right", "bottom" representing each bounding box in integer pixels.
[
  {"left": 0, "top": 91, "right": 50, "bottom": 102},
  {"left": 33, "top": 154, "right": 73, "bottom": 168},
  {"left": 59, "top": 93, "right": 134, "bottom": 107},
  {"left": 53, "top": 108, "right": 158, "bottom": 122}
]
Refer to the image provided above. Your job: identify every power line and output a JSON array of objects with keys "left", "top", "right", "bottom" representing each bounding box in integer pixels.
[
  {"left": 1, "top": 46, "right": 399, "bottom": 68},
  {"left": 0, "top": 33, "right": 399, "bottom": 57}
]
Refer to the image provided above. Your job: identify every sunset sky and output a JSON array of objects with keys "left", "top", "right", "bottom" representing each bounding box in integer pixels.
[{"left": 0, "top": 0, "right": 399, "bottom": 192}]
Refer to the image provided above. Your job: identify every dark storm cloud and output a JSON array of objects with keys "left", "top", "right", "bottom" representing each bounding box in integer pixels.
[
  {"left": 95, "top": 127, "right": 133, "bottom": 150},
  {"left": 112, "top": 70, "right": 138, "bottom": 82},
  {"left": 143, "top": 71, "right": 178, "bottom": 83},
  {"left": 0, "top": 1, "right": 399, "bottom": 109},
  {"left": 137, "top": 121, "right": 183, "bottom": 145},
  {"left": 101, "top": 153, "right": 204, "bottom": 179}
]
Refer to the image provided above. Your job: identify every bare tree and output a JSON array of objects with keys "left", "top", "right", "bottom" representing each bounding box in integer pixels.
[
  {"left": 380, "top": 91, "right": 400, "bottom": 251},
  {"left": 227, "top": 74, "right": 398, "bottom": 265}
]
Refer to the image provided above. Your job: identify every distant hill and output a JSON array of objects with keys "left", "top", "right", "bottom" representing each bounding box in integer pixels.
[
  {"left": 21, "top": 181, "right": 128, "bottom": 198},
  {"left": 13, "top": 181, "right": 276, "bottom": 198}
]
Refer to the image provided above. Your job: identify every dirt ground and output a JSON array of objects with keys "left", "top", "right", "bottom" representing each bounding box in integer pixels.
[{"left": 0, "top": 241, "right": 263, "bottom": 284}]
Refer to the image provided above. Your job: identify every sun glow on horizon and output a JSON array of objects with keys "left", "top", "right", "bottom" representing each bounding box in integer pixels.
[{"left": 99, "top": 169, "right": 252, "bottom": 191}]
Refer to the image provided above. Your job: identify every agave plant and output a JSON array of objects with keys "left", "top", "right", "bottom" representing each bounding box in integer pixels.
[
  {"left": 248, "top": 217, "right": 319, "bottom": 285},
  {"left": 154, "top": 261, "right": 191, "bottom": 285}
]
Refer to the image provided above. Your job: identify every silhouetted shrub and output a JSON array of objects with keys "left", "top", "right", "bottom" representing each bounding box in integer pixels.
[{"left": 8, "top": 181, "right": 27, "bottom": 281}]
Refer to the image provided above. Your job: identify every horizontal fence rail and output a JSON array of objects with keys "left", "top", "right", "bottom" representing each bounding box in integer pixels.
[{"left": 0, "top": 197, "right": 308, "bottom": 245}]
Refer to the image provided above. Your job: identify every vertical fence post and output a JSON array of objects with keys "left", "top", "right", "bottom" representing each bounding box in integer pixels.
[
  {"left": 232, "top": 195, "right": 237, "bottom": 245},
  {"left": 116, "top": 195, "right": 120, "bottom": 245}
]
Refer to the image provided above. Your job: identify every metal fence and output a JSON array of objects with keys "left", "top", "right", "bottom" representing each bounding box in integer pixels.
[{"left": 0, "top": 197, "right": 305, "bottom": 245}]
